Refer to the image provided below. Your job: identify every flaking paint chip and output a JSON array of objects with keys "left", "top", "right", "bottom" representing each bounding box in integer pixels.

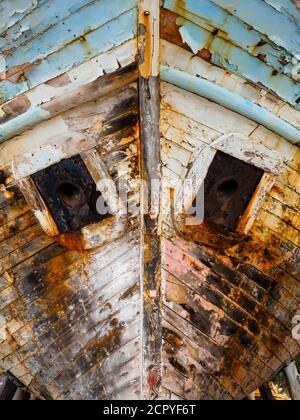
[{"left": 149, "top": 290, "right": 157, "bottom": 298}]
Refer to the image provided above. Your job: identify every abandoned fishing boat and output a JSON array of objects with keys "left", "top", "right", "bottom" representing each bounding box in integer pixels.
[{"left": 0, "top": 0, "right": 300, "bottom": 400}]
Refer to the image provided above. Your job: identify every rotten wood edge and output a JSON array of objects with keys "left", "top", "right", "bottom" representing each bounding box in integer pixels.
[
  {"left": 173, "top": 133, "right": 284, "bottom": 247},
  {"left": 18, "top": 177, "right": 60, "bottom": 237},
  {"left": 2, "top": 63, "right": 139, "bottom": 185},
  {"left": 138, "top": 0, "right": 162, "bottom": 400}
]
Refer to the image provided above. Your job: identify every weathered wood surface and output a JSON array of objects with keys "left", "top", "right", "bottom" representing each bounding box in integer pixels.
[
  {"left": 0, "top": 0, "right": 142, "bottom": 399},
  {"left": 161, "top": 0, "right": 300, "bottom": 110},
  {"left": 138, "top": 0, "right": 162, "bottom": 400},
  {"left": 159, "top": 3, "right": 300, "bottom": 397},
  {"left": 0, "top": 0, "right": 300, "bottom": 401},
  {"left": 284, "top": 362, "right": 300, "bottom": 400},
  {"left": 160, "top": 78, "right": 300, "bottom": 399},
  {"left": 0, "top": 374, "right": 31, "bottom": 400},
  {"left": 0, "top": 0, "right": 138, "bottom": 117},
  {"left": 0, "top": 76, "right": 142, "bottom": 398}
]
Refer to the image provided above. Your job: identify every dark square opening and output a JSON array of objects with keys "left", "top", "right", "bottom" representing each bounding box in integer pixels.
[
  {"left": 202, "top": 151, "right": 264, "bottom": 230},
  {"left": 32, "top": 155, "right": 110, "bottom": 234}
]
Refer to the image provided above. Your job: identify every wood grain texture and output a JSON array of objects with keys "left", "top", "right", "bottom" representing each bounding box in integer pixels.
[
  {"left": 0, "top": 68, "right": 142, "bottom": 399},
  {"left": 160, "top": 80, "right": 300, "bottom": 400},
  {"left": 1, "top": 0, "right": 300, "bottom": 401},
  {"left": 138, "top": 0, "right": 162, "bottom": 400}
]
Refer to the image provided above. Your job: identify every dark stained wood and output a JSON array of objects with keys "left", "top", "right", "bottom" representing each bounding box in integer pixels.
[
  {"left": 139, "top": 0, "right": 162, "bottom": 400},
  {"left": 259, "top": 384, "right": 275, "bottom": 400},
  {"left": 32, "top": 155, "right": 108, "bottom": 234},
  {"left": 203, "top": 151, "right": 264, "bottom": 230},
  {"left": 1, "top": 1, "right": 300, "bottom": 402},
  {"left": 0, "top": 376, "right": 17, "bottom": 400},
  {"left": 0, "top": 75, "right": 142, "bottom": 400}
]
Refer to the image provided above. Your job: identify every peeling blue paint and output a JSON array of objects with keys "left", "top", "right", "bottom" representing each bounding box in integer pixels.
[
  {"left": 178, "top": 19, "right": 210, "bottom": 54},
  {"left": 1, "top": 0, "right": 299, "bottom": 151},
  {"left": 161, "top": 65, "right": 300, "bottom": 145},
  {"left": 0, "top": 108, "right": 50, "bottom": 143},
  {"left": 164, "top": 0, "right": 295, "bottom": 79},
  {"left": 27, "top": 8, "right": 137, "bottom": 85},
  {"left": 0, "top": 7, "right": 137, "bottom": 104},
  {"left": 3, "top": 0, "right": 136, "bottom": 71},
  {"left": 0, "top": 0, "right": 40, "bottom": 34},
  {"left": 175, "top": 18, "right": 300, "bottom": 109},
  {"left": 0, "top": 0, "right": 95, "bottom": 51},
  {"left": 210, "top": 0, "right": 300, "bottom": 56},
  {"left": 263, "top": 0, "right": 300, "bottom": 28},
  {"left": 0, "top": 80, "right": 29, "bottom": 105}
]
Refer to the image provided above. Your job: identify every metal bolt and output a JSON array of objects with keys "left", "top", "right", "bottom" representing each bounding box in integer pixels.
[{"left": 144, "top": 10, "right": 150, "bottom": 16}]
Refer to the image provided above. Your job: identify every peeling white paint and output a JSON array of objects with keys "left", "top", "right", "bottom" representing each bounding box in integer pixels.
[
  {"left": 0, "top": 116, "right": 71, "bottom": 168},
  {"left": 12, "top": 145, "right": 65, "bottom": 180},
  {"left": 212, "top": 133, "right": 284, "bottom": 174}
]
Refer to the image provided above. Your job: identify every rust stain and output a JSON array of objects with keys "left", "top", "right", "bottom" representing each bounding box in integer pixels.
[
  {"left": 2, "top": 48, "right": 15, "bottom": 57},
  {"left": 3, "top": 270, "right": 15, "bottom": 286},
  {"left": 160, "top": 8, "right": 213, "bottom": 64},
  {"left": 0, "top": 63, "right": 34, "bottom": 83},
  {"left": 291, "top": 0, "right": 300, "bottom": 11},
  {"left": 270, "top": 184, "right": 284, "bottom": 197},
  {"left": 199, "top": 48, "right": 212, "bottom": 62},
  {"left": 161, "top": 9, "right": 188, "bottom": 50},
  {"left": 257, "top": 53, "right": 267, "bottom": 63},
  {"left": 120, "top": 283, "right": 139, "bottom": 300},
  {"left": 163, "top": 327, "right": 184, "bottom": 348},
  {"left": 0, "top": 332, "right": 19, "bottom": 359},
  {"left": 147, "top": 367, "right": 160, "bottom": 395},
  {"left": 177, "top": 215, "right": 245, "bottom": 250},
  {"left": 139, "top": 3, "right": 159, "bottom": 79},
  {"left": 55, "top": 231, "right": 85, "bottom": 251},
  {"left": 4, "top": 175, "right": 14, "bottom": 186},
  {"left": 139, "top": 20, "right": 152, "bottom": 79},
  {"left": 118, "top": 122, "right": 140, "bottom": 146},
  {"left": 90, "top": 118, "right": 104, "bottom": 135}
]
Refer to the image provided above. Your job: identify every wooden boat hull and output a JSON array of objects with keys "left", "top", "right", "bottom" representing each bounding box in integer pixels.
[{"left": 0, "top": 0, "right": 299, "bottom": 400}]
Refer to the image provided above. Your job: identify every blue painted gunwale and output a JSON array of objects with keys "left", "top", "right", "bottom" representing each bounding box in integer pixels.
[{"left": 163, "top": 0, "right": 300, "bottom": 110}]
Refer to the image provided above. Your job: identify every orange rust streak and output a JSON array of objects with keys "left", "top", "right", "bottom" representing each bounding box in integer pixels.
[
  {"left": 55, "top": 231, "right": 85, "bottom": 251},
  {"left": 160, "top": 8, "right": 212, "bottom": 63},
  {"left": 139, "top": 2, "right": 159, "bottom": 79},
  {"left": 2, "top": 95, "right": 31, "bottom": 119},
  {"left": 177, "top": 216, "right": 244, "bottom": 250},
  {"left": 46, "top": 73, "right": 72, "bottom": 88}
]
